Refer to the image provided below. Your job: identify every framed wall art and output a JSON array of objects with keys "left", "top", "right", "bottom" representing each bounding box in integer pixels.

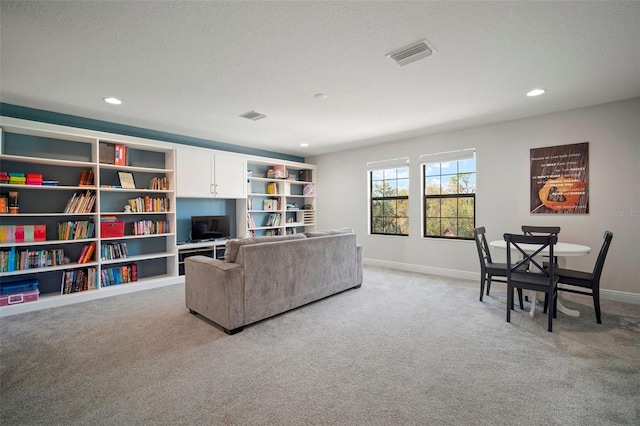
[{"left": 530, "top": 142, "right": 589, "bottom": 214}]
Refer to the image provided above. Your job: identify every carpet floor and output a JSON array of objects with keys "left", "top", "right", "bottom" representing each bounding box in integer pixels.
[{"left": 1, "top": 266, "right": 639, "bottom": 425}]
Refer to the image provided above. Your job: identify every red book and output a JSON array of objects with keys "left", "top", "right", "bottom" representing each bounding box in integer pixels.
[
  {"left": 14, "top": 225, "right": 25, "bottom": 242},
  {"left": 81, "top": 242, "right": 96, "bottom": 264},
  {"left": 114, "top": 145, "right": 127, "bottom": 166},
  {"left": 76, "top": 244, "right": 89, "bottom": 263},
  {"left": 34, "top": 224, "right": 46, "bottom": 241},
  {"left": 129, "top": 263, "right": 138, "bottom": 281}
]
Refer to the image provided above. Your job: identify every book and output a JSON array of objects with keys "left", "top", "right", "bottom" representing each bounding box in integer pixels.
[
  {"left": 114, "top": 144, "right": 127, "bottom": 166},
  {"left": 130, "top": 263, "right": 138, "bottom": 281},
  {"left": 81, "top": 242, "right": 96, "bottom": 264},
  {"left": 34, "top": 224, "right": 46, "bottom": 241},
  {"left": 76, "top": 244, "right": 89, "bottom": 263}
]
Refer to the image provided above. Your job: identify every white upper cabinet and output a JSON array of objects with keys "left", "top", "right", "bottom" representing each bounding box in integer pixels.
[{"left": 176, "top": 147, "right": 246, "bottom": 199}]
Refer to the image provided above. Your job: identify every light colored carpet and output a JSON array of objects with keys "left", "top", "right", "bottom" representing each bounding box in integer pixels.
[{"left": 1, "top": 266, "right": 639, "bottom": 425}]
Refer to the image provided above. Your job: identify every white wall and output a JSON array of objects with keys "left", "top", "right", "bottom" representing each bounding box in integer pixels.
[{"left": 308, "top": 98, "right": 640, "bottom": 302}]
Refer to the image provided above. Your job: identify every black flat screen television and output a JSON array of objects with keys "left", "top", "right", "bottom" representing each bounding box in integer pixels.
[{"left": 190, "top": 215, "right": 231, "bottom": 241}]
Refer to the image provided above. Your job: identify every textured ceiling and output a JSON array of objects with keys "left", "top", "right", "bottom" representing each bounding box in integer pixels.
[{"left": 1, "top": 1, "right": 639, "bottom": 158}]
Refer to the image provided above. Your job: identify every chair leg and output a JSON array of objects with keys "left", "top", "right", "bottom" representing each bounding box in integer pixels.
[
  {"left": 506, "top": 285, "right": 513, "bottom": 323},
  {"left": 486, "top": 276, "right": 492, "bottom": 296},
  {"left": 547, "top": 291, "right": 554, "bottom": 332},
  {"left": 593, "top": 291, "right": 602, "bottom": 324},
  {"left": 479, "top": 274, "right": 486, "bottom": 301}
]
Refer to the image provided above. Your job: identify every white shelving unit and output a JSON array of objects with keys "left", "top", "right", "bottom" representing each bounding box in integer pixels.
[
  {"left": 0, "top": 117, "right": 178, "bottom": 316},
  {"left": 243, "top": 160, "right": 316, "bottom": 238}
]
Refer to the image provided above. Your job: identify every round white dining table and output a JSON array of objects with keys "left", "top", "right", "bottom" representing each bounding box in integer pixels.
[{"left": 489, "top": 240, "right": 591, "bottom": 317}]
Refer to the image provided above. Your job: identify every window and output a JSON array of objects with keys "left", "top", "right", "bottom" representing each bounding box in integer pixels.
[
  {"left": 369, "top": 160, "right": 409, "bottom": 236},
  {"left": 422, "top": 150, "right": 476, "bottom": 239}
]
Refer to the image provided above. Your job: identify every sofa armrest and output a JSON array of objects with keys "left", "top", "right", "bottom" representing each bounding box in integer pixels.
[{"left": 185, "top": 255, "right": 245, "bottom": 332}]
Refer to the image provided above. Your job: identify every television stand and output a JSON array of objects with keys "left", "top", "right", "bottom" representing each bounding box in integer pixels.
[{"left": 178, "top": 240, "right": 229, "bottom": 275}]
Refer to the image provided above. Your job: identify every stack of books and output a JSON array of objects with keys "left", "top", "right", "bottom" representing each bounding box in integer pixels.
[
  {"left": 0, "top": 171, "right": 8, "bottom": 184},
  {"left": 8, "top": 172, "right": 26, "bottom": 185},
  {"left": 26, "top": 173, "right": 43, "bottom": 186}
]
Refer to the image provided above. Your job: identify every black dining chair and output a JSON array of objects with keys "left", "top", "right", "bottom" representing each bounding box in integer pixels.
[
  {"left": 555, "top": 231, "right": 613, "bottom": 324},
  {"left": 473, "top": 227, "right": 523, "bottom": 308},
  {"left": 504, "top": 233, "right": 559, "bottom": 332},
  {"left": 522, "top": 225, "right": 561, "bottom": 267}
]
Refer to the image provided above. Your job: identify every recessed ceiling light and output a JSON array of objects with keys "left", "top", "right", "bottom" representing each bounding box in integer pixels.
[
  {"left": 104, "top": 97, "right": 122, "bottom": 105},
  {"left": 300, "top": 143, "right": 309, "bottom": 147},
  {"left": 526, "top": 89, "right": 546, "bottom": 97}
]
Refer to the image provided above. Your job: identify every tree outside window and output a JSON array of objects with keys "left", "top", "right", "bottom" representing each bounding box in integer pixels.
[
  {"left": 370, "top": 167, "right": 409, "bottom": 236},
  {"left": 423, "top": 158, "right": 476, "bottom": 239}
]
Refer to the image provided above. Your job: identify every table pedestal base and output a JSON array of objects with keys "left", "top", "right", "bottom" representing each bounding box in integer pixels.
[{"left": 528, "top": 291, "right": 580, "bottom": 317}]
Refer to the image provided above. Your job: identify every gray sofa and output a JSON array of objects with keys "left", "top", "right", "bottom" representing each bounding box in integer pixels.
[{"left": 185, "top": 230, "right": 363, "bottom": 334}]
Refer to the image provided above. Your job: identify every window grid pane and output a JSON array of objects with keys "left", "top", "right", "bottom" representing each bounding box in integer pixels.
[
  {"left": 422, "top": 159, "right": 476, "bottom": 240},
  {"left": 370, "top": 166, "right": 409, "bottom": 236}
]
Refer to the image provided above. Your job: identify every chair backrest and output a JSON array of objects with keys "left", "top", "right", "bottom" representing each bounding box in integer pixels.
[
  {"left": 473, "top": 227, "right": 493, "bottom": 267},
  {"left": 592, "top": 231, "right": 614, "bottom": 283},
  {"left": 521, "top": 225, "right": 561, "bottom": 236},
  {"left": 503, "top": 233, "right": 557, "bottom": 277}
]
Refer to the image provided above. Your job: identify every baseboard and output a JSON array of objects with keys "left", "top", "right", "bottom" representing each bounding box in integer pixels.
[
  {"left": 363, "top": 258, "right": 640, "bottom": 305},
  {"left": 599, "top": 289, "right": 640, "bottom": 305},
  {"left": 363, "top": 258, "right": 478, "bottom": 281}
]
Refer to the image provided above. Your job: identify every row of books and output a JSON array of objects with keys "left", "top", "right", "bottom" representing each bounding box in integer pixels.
[
  {"left": 127, "top": 196, "right": 170, "bottom": 213},
  {"left": 263, "top": 199, "right": 280, "bottom": 211},
  {"left": 265, "top": 213, "right": 282, "bottom": 227},
  {"left": 57, "top": 221, "right": 95, "bottom": 240},
  {"left": 64, "top": 190, "right": 96, "bottom": 214},
  {"left": 101, "top": 263, "right": 138, "bottom": 287},
  {"left": 101, "top": 242, "right": 129, "bottom": 260},
  {"left": 149, "top": 176, "right": 169, "bottom": 190},
  {"left": 0, "top": 248, "right": 65, "bottom": 272},
  {"left": 78, "top": 169, "right": 95, "bottom": 186},
  {"left": 131, "top": 220, "right": 170, "bottom": 236},
  {"left": 247, "top": 213, "right": 257, "bottom": 229},
  {"left": 62, "top": 268, "right": 98, "bottom": 294},
  {"left": 0, "top": 224, "right": 46, "bottom": 243},
  {"left": 76, "top": 242, "right": 96, "bottom": 264}
]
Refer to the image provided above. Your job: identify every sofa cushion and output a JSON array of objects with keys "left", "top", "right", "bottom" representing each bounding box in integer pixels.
[
  {"left": 304, "top": 227, "right": 354, "bottom": 238},
  {"left": 224, "top": 233, "right": 307, "bottom": 262}
]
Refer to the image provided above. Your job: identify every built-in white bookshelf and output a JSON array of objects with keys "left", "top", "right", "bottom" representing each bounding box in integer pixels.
[
  {"left": 0, "top": 117, "right": 178, "bottom": 316},
  {"left": 243, "top": 160, "right": 316, "bottom": 237}
]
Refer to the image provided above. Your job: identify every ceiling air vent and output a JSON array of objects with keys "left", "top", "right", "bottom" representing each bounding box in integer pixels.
[
  {"left": 240, "top": 110, "right": 267, "bottom": 121},
  {"left": 387, "top": 40, "right": 433, "bottom": 66}
]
